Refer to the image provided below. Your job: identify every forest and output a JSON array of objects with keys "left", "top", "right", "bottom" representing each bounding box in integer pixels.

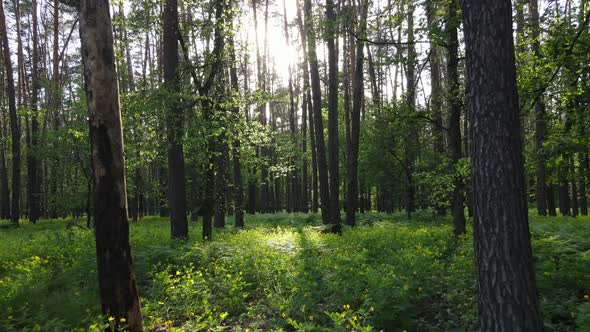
[{"left": 0, "top": 0, "right": 589, "bottom": 330}]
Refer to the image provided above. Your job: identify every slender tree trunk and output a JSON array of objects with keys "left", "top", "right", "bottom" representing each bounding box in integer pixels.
[
  {"left": 558, "top": 160, "right": 570, "bottom": 216},
  {"left": 427, "top": 0, "right": 445, "bottom": 156},
  {"left": 462, "top": 0, "right": 543, "bottom": 329},
  {"left": 571, "top": 157, "right": 579, "bottom": 216},
  {"left": 78, "top": 0, "right": 143, "bottom": 329},
  {"left": 303, "top": 0, "right": 331, "bottom": 224},
  {"left": 200, "top": 0, "right": 226, "bottom": 239},
  {"left": 0, "top": 0, "right": 21, "bottom": 226},
  {"left": 346, "top": 0, "right": 368, "bottom": 227},
  {"left": 447, "top": 0, "right": 466, "bottom": 235},
  {"left": 326, "top": 0, "right": 340, "bottom": 231},
  {"left": 530, "top": 0, "right": 548, "bottom": 216},
  {"left": 547, "top": 184, "right": 557, "bottom": 216},
  {"left": 28, "top": 0, "right": 41, "bottom": 224},
  {"left": 164, "top": 0, "right": 188, "bottom": 239},
  {"left": 229, "top": 14, "right": 244, "bottom": 228},
  {"left": 579, "top": 152, "right": 588, "bottom": 215},
  {"left": 404, "top": 3, "right": 417, "bottom": 218}
]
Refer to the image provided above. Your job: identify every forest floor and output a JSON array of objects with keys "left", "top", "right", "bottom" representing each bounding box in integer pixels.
[{"left": 0, "top": 212, "right": 589, "bottom": 331}]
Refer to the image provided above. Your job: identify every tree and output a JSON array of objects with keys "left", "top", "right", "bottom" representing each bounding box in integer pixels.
[
  {"left": 530, "top": 0, "right": 548, "bottom": 216},
  {"left": 346, "top": 0, "right": 368, "bottom": 227},
  {"left": 303, "top": 0, "right": 331, "bottom": 225},
  {"left": 326, "top": 0, "right": 340, "bottom": 231},
  {"left": 78, "top": 0, "right": 143, "bottom": 329},
  {"left": 164, "top": 0, "right": 188, "bottom": 239},
  {"left": 462, "top": 0, "right": 543, "bottom": 329},
  {"left": 0, "top": 0, "right": 21, "bottom": 226},
  {"left": 446, "top": 0, "right": 466, "bottom": 235},
  {"left": 28, "top": 0, "right": 41, "bottom": 224}
]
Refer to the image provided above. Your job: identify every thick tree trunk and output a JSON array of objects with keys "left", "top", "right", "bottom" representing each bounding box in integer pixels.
[
  {"left": 304, "top": 0, "right": 331, "bottom": 225},
  {"left": 78, "top": 0, "right": 143, "bottom": 329},
  {"left": 462, "top": 0, "right": 543, "bottom": 330},
  {"left": 447, "top": 0, "right": 466, "bottom": 235},
  {"left": 530, "top": 0, "right": 548, "bottom": 216},
  {"left": 0, "top": 0, "right": 21, "bottom": 226},
  {"left": 163, "top": 0, "right": 188, "bottom": 239}
]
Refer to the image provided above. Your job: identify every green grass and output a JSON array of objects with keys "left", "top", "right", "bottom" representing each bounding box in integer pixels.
[{"left": 0, "top": 212, "right": 589, "bottom": 331}]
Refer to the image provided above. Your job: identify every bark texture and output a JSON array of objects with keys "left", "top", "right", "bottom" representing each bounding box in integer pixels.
[
  {"left": 78, "top": 0, "right": 143, "bottom": 329},
  {"left": 462, "top": 0, "right": 544, "bottom": 330},
  {"left": 164, "top": 0, "right": 188, "bottom": 239},
  {"left": 0, "top": 0, "right": 21, "bottom": 226}
]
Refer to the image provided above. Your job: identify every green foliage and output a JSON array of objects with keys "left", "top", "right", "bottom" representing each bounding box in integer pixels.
[{"left": 0, "top": 214, "right": 589, "bottom": 331}]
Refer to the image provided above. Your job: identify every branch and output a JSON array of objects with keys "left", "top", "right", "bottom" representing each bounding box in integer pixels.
[
  {"left": 347, "top": 26, "right": 433, "bottom": 48},
  {"left": 58, "top": 18, "right": 78, "bottom": 65},
  {"left": 523, "top": 10, "right": 590, "bottom": 112}
]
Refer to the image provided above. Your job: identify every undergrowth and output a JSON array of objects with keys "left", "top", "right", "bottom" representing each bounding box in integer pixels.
[{"left": 0, "top": 212, "right": 588, "bottom": 331}]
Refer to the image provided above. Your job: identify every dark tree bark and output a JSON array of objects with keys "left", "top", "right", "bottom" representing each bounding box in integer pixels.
[
  {"left": 571, "top": 157, "right": 579, "bottom": 216},
  {"left": 28, "top": 0, "right": 41, "bottom": 224},
  {"left": 405, "top": 2, "right": 417, "bottom": 218},
  {"left": 200, "top": 0, "right": 226, "bottom": 240},
  {"left": 296, "top": 1, "right": 316, "bottom": 213},
  {"left": 346, "top": 0, "right": 368, "bottom": 227},
  {"left": 78, "top": 0, "right": 143, "bottom": 329},
  {"left": 447, "top": 0, "right": 466, "bottom": 235},
  {"left": 530, "top": 0, "right": 548, "bottom": 216},
  {"left": 303, "top": 0, "right": 331, "bottom": 225},
  {"left": 49, "top": 0, "right": 61, "bottom": 220},
  {"left": 462, "top": 0, "right": 544, "bottom": 330},
  {"left": 547, "top": 184, "right": 557, "bottom": 216},
  {"left": 163, "top": 0, "right": 188, "bottom": 239},
  {"left": 426, "top": 0, "right": 445, "bottom": 156},
  {"left": 558, "top": 160, "right": 570, "bottom": 216},
  {"left": 301, "top": 77, "right": 309, "bottom": 213},
  {"left": 580, "top": 152, "right": 588, "bottom": 215},
  {"left": 228, "top": 14, "right": 244, "bottom": 228},
  {"left": 0, "top": 0, "right": 21, "bottom": 226},
  {"left": 326, "top": 0, "right": 340, "bottom": 231}
]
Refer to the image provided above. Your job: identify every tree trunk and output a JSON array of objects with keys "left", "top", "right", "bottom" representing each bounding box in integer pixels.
[
  {"left": 164, "top": 0, "right": 188, "bottom": 239},
  {"left": 580, "top": 152, "right": 588, "bottom": 215},
  {"left": 530, "top": 0, "right": 548, "bottom": 216},
  {"left": 447, "top": 0, "right": 466, "bottom": 235},
  {"left": 346, "top": 0, "right": 368, "bottom": 227},
  {"left": 27, "top": 0, "right": 41, "bottom": 224},
  {"left": 462, "top": 0, "right": 543, "bottom": 329},
  {"left": 547, "top": 184, "right": 557, "bottom": 216},
  {"left": 0, "top": 0, "right": 21, "bottom": 226},
  {"left": 405, "top": 2, "right": 417, "bottom": 218},
  {"left": 558, "top": 160, "right": 570, "bottom": 216},
  {"left": 78, "top": 0, "right": 143, "bottom": 329},
  {"left": 229, "top": 15, "right": 244, "bottom": 228},
  {"left": 304, "top": 0, "right": 331, "bottom": 225},
  {"left": 571, "top": 157, "right": 579, "bottom": 216},
  {"left": 326, "top": 0, "right": 340, "bottom": 231},
  {"left": 427, "top": 0, "right": 444, "bottom": 156}
]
